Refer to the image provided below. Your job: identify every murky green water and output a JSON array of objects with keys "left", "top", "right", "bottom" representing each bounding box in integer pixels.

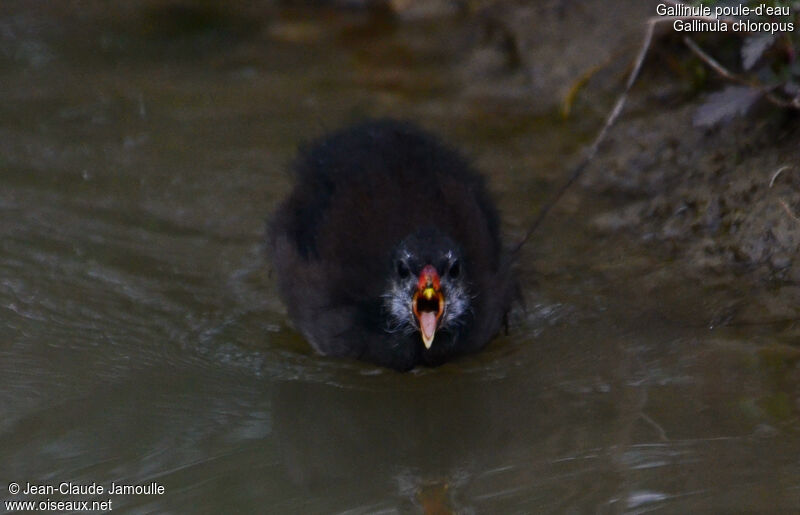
[{"left": 2, "top": 3, "right": 799, "bottom": 513}]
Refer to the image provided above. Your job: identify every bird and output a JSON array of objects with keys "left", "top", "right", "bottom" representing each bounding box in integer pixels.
[{"left": 268, "top": 119, "right": 516, "bottom": 371}]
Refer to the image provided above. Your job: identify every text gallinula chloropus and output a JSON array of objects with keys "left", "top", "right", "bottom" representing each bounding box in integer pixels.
[{"left": 269, "top": 119, "right": 515, "bottom": 370}]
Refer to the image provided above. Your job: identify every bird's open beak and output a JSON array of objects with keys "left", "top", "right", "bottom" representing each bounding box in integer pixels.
[{"left": 412, "top": 265, "right": 444, "bottom": 349}]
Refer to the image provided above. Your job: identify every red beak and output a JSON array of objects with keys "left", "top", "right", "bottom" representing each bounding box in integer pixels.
[{"left": 412, "top": 265, "right": 444, "bottom": 349}]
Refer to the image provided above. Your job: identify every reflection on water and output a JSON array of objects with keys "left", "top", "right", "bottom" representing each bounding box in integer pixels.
[{"left": 1, "top": 2, "right": 799, "bottom": 513}]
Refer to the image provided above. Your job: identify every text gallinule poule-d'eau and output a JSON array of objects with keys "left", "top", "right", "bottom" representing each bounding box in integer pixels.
[{"left": 269, "top": 119, "right": 516, "bottom": 370}]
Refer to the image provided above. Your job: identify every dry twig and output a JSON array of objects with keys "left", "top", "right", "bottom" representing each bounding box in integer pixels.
[
  {"left": 779, "top": 199, "right": 800, "bottom": 224},
  {"left": 769, "top": 165, "right": 792, "bottom": 188},
  {"left": 768, "top": 165, "right": 800, "bottom": 224},
  {"left": 683, "top": 36, "right": 799, "bottom": 109}
]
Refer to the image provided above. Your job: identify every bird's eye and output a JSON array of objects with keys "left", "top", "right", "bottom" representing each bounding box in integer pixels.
[
  {"left": 448, "top": 260, "right": 460, "bottom": 278},
  {"left": 396, "top": 260, "right": 410, "bottom": 278}
]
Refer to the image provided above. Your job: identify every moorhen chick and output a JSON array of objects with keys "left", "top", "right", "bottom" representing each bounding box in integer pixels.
[{"left": 269, "top": 119, "right": 515, "bottom": 370}]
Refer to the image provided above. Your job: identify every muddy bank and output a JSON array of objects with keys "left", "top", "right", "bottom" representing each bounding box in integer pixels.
[
  {"left": 449, "top": 0, "right": 800, "bottom": 323},
  {"left": 452, "top": 1, "right": 800, "bottom": 275},
  {"left": 585, "top": 99, "right": 800, "bottom": 283}
]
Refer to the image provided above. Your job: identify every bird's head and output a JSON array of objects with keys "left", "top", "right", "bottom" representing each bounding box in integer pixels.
[{"left": 384, "top": 228, "right": 471, "bottom": 349}]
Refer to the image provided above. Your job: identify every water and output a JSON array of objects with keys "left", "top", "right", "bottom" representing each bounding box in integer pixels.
[{"left": 2, "top": 2, "right": 799, "bottom": 513}]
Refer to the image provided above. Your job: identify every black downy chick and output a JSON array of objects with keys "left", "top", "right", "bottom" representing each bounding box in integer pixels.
[{"left": 269, "top": 119, "right": 516, "bottom": 371}]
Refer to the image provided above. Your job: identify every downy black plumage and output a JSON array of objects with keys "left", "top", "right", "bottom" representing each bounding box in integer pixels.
[{"left": 269, "top": 119, "right": 516, "bottom": 371}]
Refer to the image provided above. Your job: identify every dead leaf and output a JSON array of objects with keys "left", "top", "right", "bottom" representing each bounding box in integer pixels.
[{"left": 693, "top": 85, "right": 762, "bottom": 127}]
